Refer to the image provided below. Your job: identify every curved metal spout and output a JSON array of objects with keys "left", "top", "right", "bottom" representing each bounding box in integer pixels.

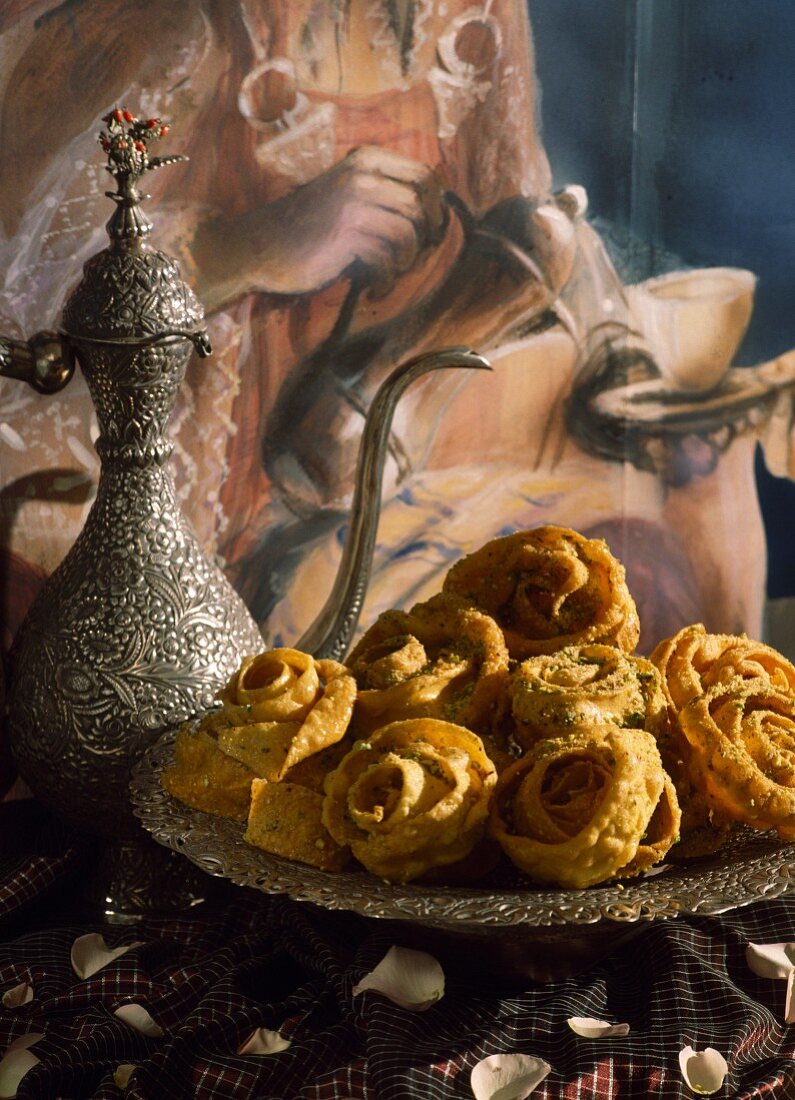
[{"left": 296, "top": 346, "right": 491, "bottom": 661}]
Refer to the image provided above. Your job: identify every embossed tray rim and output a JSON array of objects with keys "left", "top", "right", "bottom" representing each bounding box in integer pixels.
[{"left": 131, "top": 727, "right": 795, "bottom": 932}]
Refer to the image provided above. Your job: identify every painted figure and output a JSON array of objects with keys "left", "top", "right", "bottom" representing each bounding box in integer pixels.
[{"left": 0, "top": 0, "right": 793, "bottom": 684}]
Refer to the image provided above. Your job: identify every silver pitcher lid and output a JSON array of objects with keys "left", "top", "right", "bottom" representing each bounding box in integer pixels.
[{"left": 61, "top": 108, "right": 210, "bottom": 355}]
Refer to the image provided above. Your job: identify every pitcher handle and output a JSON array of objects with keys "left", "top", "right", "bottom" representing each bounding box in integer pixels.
[{"left": 0, "top": 330, "right": 74, "bottom": 393}]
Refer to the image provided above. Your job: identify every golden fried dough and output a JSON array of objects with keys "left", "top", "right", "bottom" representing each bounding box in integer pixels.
[
  {"left": 650, "top": 624, "right": 795, "bottom": 854},
  {"left": 216, "top": 650, "right": 356, "bottom": 781},
  {"left": 504, "top": 644, "right": 667, "bottom": 749},
  {"left": 443, "top": 525, "right": 639, "bottom": 658},
  {"left": 162, "top": 724, "right": 255, "bottom": 821},
  {"left": 680, "top": 677, "right": 795, "bottom": 840},
  {"left": 245, "top": 779, "right": 350, "bottom": 871},
  {"left": 347, "top": 593, "right": 509, "bottom": 737},
  {"left": 488, "top": 725, "right": 679, "bottom": 887},
  {"left": 651, "top": 623, "right": 795, "bottom": 716},
  {"left": 322, "top": 717, "right": 497, "bottom": 883}
]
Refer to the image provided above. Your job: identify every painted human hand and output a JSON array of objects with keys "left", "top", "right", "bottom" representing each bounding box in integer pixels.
[{"left": 194, "top": 146, "right": 448, "bottom": 308}]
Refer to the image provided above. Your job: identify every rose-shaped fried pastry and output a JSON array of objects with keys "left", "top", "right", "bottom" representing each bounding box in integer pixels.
[
  {"left": 347, "top": 594, "right": 509, "bottom": 737},
  {"left": 650, "top": 624, "right": 795, "bottom": 855},
  {"left": 442, "top": 526, "right": 639, "bottom": 659},
  {"left": 215, "top": 649, "right": 356, "bottom": 782},
  {"left": 162, "top": 725, "right": 255, "bottom": 821},
  {"left": 489, "top": 725, "right": 679, "bottom": 887},
  {"left": 322, "top": 718, "right": 497, "bottom": 883},
  {"left": 651, "top": 623, "right": 795, "bottom": 716},
  {"left": 679, "top": 677, "right": 795, "bottom": 840},
  {"left": 505, "top": 644, "right": 667, "bottom": 750}
]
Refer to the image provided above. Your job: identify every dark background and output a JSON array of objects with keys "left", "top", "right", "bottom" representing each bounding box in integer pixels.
[{"left": 529, "top": 0, "right": 795, "bottom": 597}]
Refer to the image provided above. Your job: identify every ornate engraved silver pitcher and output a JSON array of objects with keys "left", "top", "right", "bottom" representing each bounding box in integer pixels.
[{"left": 0, "top": 110, "right": 488, "bottom": 914}]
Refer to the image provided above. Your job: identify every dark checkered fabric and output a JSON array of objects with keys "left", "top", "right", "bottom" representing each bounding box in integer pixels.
[{"left": 1, "top": 801, "right": 795, "bottom": 1099}]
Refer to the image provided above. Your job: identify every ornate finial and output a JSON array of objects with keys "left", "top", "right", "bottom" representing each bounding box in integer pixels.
[{"left": 98, "top": 107, "right": 186, "bottom": 249}]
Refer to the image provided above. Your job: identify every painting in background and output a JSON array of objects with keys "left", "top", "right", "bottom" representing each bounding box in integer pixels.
[
  {"left": 530, "top": 0, "right": 795, "bottom": 646},
  {"left": 0, "top": 0, "right": 793, "bottom": 682}
]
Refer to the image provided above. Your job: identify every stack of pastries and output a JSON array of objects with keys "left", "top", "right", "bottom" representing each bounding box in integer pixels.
[{"left": 162, "top": 525, "right": 795, "bottom": 888}]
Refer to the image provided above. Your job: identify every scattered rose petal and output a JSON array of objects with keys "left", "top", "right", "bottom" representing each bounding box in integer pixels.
[
  {"left": 678, "top": 1046, "right": 729, "bottom": 1095},
  {"left": 567, "top": 1017, "right": 630, "bottom": 1038},
  {"left": 1, "top": 983, "right": 33, "bottom": 1009},
  {"left": 471, "top": 1053, "right": 551, "bottom": 1100},
  {"left": 786, "top": 970, "right": 795, "bottom": 1026},
  {"left": 237, "top": 1028, "right": 292, "bottom": 1055},
  {"left": 746, "top": 942, "right": 795, "bottom": 980},
  {"left": 113, "top": 1005, "right": 164, "bottom": 1038},
  {"left": 746, "top": 941, "right": 795, "bottom": 979},
  {"left": 0, "top": 1033, "right": 44, "bottom": 1099},
  {"left": 114, "top": 1064, "right": 137, "bottom": 1089},
  {"left": 352, "top": 946, "right": 445, "bottom": 1011},
  {"left": 71, "top": 934, "right": 143, "bottom": 979},
  {"left": 746, "top": 942, "right": 795, "bottom": 1023}
]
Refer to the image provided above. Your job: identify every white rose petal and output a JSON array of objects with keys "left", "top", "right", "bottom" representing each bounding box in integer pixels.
[
  {"left": 1, "top": 983, "right": 33, "bottom": 1009},
  {"left": 70, "top": 933, "right": 143, "bottom": 979},
  {"left": 566, "top": 1016, "right": 630, "bottom": 1039},
  {"left": 745, "top": 942, "right": 795, "bottom": 980},
  {"left": 114, "top": 1064, "right": 137, "bottom": 1089},
  {"left": 237, "top": 1028, "right": 292, "bottom": 1055},
  {"left": 470, "top": 1053, "right": 552, "bottom": 1100},
  {"left": 746, "top": 942, "right": 795, "bottom": 1023},
  {"left": 786, "top": 969, "right": 795, "bottom": 1025},
  {"left": 352, "top": 946, "right": 445, "bottom": 1012},
  {"left": 113, "top": 1004, "right": 165, "bottom": 1038},
  {"left": 678, "top": 1045, "right": 729, "bottom": 1095},
  {"left": 0, "top": 1033, "right": 44, "bottom": 1099}
]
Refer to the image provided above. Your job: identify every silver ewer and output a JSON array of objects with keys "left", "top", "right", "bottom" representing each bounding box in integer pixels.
[
  {"left": 1, "top": 110, "right": 491, "bottom": 917},
  {"left": 4, "top": 110, "right": 263, "bottom": 914}
]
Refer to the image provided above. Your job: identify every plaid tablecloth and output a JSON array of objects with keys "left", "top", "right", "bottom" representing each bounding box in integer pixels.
[{"left": 1, "top": 800, "right": 795, "bottom": 1099}]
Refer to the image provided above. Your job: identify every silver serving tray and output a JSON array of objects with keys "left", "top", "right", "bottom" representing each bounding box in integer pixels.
[{"left": 130, "top": 727, "right": 795, "bottom": 942}]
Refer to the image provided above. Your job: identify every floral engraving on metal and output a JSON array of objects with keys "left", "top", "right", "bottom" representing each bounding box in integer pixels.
[
  {"left": 6, "top": 111, "right": 262, "bottom": 845},
  {"left": 132, "top": 726, "right": 795, "bottom": 935},
  {"left": 8, "top": 333, "right": 262, "bottom": 839},
  {"left": 62, "top": 248, "right": 203, "bottom": 341}
]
